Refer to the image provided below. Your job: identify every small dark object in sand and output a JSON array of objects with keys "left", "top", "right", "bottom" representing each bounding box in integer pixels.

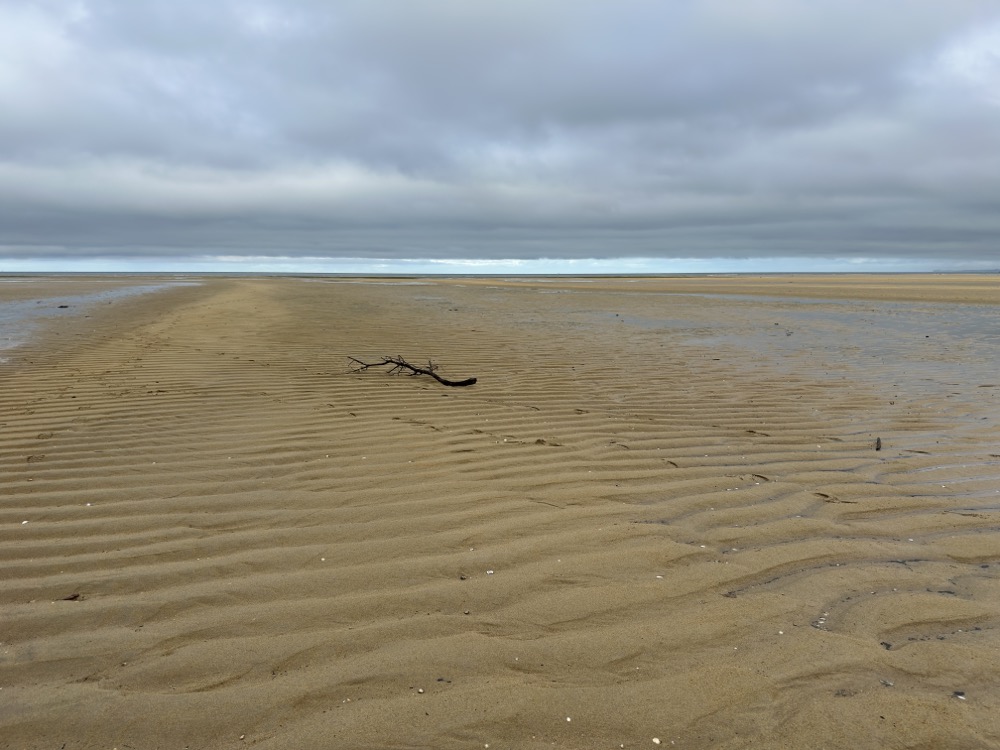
[
  {"left": 875, "top": 437, "right": 882, "bottom": 451},
  {"left": 61, "top": 593, "right": 81, "bottom": 601},
  {"left": 57, "top": 305, "right": 69, "bottom": 308},
  {"left": 349, "top": 356, "right": 477, "bottom": 387}
]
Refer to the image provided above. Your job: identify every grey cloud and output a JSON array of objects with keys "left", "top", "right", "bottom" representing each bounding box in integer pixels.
[{"left": 1, "top": 0, "right": 1000, "bottom": 264}]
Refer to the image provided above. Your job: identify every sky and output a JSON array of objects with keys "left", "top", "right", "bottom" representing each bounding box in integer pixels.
[{"left": 2, "top": 0, "right": 999, "bottom": 274}]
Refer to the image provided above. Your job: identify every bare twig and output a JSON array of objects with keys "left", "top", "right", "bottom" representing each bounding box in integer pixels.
[{"left": 348, "top": 356, "right": 477, "bottom": 387}]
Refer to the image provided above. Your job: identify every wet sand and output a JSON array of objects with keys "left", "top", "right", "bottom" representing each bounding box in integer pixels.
[{"left": 2, "top": 274, "right": 999, "bottom": 749}]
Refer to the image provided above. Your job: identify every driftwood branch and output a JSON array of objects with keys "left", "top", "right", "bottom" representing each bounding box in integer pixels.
[{"left": 348, "top": 356, "right": 477, "bottom": 387}]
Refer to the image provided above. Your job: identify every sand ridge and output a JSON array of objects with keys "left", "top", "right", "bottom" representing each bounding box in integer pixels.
[{"left": 2, "top": 276, "right": 999, "bottom": 749}]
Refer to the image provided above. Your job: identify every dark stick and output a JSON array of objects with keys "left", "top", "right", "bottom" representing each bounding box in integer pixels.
[{"left": 348, "top": 356, "right": 477, "bottom": 387}]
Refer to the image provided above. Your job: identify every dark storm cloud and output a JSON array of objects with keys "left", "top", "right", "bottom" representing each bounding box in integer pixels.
[{"left": 1, "top": 0, "right": 999, "bottom": 263}]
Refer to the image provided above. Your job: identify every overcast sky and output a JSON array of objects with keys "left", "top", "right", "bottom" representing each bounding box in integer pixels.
[{"left": 2, "top": 0, "right": 999, "bottom": 272}]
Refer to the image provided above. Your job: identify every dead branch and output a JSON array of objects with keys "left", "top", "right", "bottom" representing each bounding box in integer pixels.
[{"left": 348, "top": 355, "right": 477, "bottom": 387}]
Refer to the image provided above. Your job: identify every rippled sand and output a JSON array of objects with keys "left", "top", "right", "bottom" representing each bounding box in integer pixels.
[{"left": 2, "top": 275, "right": 999, "bottom": 749}]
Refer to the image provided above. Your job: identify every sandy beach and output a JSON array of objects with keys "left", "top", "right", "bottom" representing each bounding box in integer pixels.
[{"left": 2, "top": 274, "right": 999, "bottom": 749}]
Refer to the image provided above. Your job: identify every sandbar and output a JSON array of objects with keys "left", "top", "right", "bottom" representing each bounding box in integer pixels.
[{"left": 2, "top": 274, "right": 999, "bottom": 748}]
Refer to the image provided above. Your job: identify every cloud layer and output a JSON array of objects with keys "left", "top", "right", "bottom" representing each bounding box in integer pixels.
[{"left": 2, "top": 1, "right": 999, "bottom": 266}]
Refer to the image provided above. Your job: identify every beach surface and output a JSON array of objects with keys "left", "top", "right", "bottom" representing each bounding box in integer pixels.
[{"left": 2, "top": 274, "right": 1000, "bottom": 749}]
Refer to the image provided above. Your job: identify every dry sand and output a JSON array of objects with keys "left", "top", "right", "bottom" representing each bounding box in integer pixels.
[{"left": 2, "top": 274, "right": 999, "bottom": 749}]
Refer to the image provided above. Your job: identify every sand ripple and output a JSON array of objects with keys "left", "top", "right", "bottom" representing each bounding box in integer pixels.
[{"left": 2, "top": 277, "right": 999, "bottom": 749}]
